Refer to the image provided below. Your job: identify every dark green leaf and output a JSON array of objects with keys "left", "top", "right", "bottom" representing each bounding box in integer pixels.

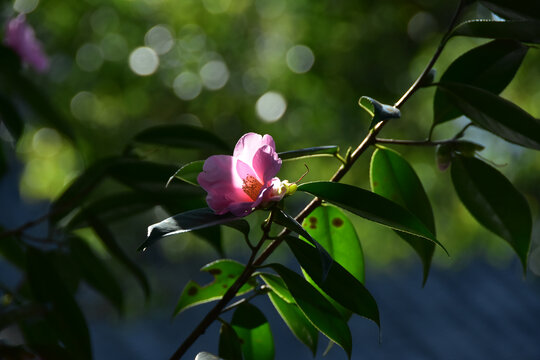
[
  {"left": 451, "top": 156, "right": 531, "bottom": 272},
  {"left": 451, "top": 20, "right": 540, "bottom": 43},
  {"left": 0, "top": 230, "right": 25, "bottom": 268},
  {"left": 298, "top": 181, "right": 447, "bottom": 253},
  {"left": 132, "top": 124, "right": 230, "bottom": 151},
  {"left": 218, "top": 322, "right": 243, "bottom": 360},
  {"left": 168, "top": 160, "right": 204, "bottom": 187},
  {"left": 286, "top": 236, "right": 380, "bottom": 327},
  {"left": 278, "top": 146, "right": 339, "bottom": 161},
  {"left": 272, "top": 209, "right": 334, "bottom": 280},
  {"left": 434, "top": 39, "right": 528, "bottom": 124},
  {"left": 26, "top": 248, "right": 91, "bottom": 360},
  {"left": 69, "top": 236, "right": 124, "bottom": 313},
  {"left": 437, "top": 82, "right": 540, "bottom": 150},
  {"left": 267, "top": 291, "right": 319, "bottom": 356},
  {"left": 141, "top": 208, "right": 241, "bottom": 251},
  {"left": 270, "top": 264, "right": 352, "bottom": 358},
  {"left": 259, "top": 273, "right": 295, "bottom": 304},
  {"left": 480, "top": 0, "right": 540, "bottom": 20},
  {"left": 174, "top": 259, "right": 256, "bottom": 315},
  {"left": 0, "top": 94, "right": 24, "bottom": 140},
  {"left": 359, "top": 96, "right": 401, "bottom": 129},
  {"left": 108, "top": 159, "right": 183, "bottom": 192},
  {"left": 231, "top": 303, "right": 274, "bottom": 360},
  {"left": 370, "top": 148, "right": 436, "bottom": 285},
  {"left": 89, "top": 217, "right": 150, "bottom": 300}
]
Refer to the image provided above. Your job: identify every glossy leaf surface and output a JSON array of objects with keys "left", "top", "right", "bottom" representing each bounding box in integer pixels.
[
  {"left": 270, "top": 264, "right": 352, "bottom": 358},
  {"left": 168, "top": 160, "right": 205, "bottom": 186},
  {"left": 231, "top": 303, "right": 274, "bottom": 360},
  {"left": 218, "top": 322, "right": 242, "bottom": 360},
  {"left": 370, "top": 148, "right": 436, "bottom": 284},
  {"left": 174, "top": 260, "right": 256, "bottom": 315},
  {"left": 451, "top": 156, "right": 531, "bottom": 272},
  {"left": 434, "top": 39, "right": 527, "bottom": 124},
  {"left": 437, "top": 83, "right": 540, "bottom": 150},
  {"left": 259, "top": 273, "right": 295, "bottom": 304},
  {"left": 298, "top": 181, "right": 446, "bottom": 253},
  {"left": 278, "top": 145, "right": 339, "bottom": 161},
  {"left": 480, "top": 1, "right": 540, "bottom": 20},
  {"left": 452, "top": 20, "right": 540, "bottom": 43}
]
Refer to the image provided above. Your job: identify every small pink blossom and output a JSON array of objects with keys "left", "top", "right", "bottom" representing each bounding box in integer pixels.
[
  {"left": 4, "top": 14, "right": 49, "bottom": 73},
  {"left": 197, "top": 132, "right": 285, "bottom": 216}
]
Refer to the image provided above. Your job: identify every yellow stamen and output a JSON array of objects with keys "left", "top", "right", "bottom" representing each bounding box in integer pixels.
[{"left": 242, "top": 175, "right": 263, "bottom": 201}]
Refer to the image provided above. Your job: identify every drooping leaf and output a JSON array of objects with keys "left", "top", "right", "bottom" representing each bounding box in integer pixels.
[
  {"left": 278, "top": 146, "right": 339, "bottom": 161},
  {"left": 437, "top": 82, "right": 540, "bottom": 150},
  {"left": 298, "top": 181, "right": 446, "bottom": 253},
  {"left": 286, "top": 236, "right": 380, "bottom": 328},
  {"left": 26, "top": 248, "right": 92, "bottom": 360},
  {"left": 270, "top": 264, "right": 352, "bottom": 358},
  {"left": 69, "top": 236, "right": 124, "bottom": 313},
  {"left": 480, "top": 0, "right": 540, "bottom": 20},
  {"left": 88, "top": 217, "right": 151, "bottom": 300},
  {"left": 370, "top": 148, "right": 436, "bottom": 285},
  {"left": 451, "top": 155, "right": 532, "bottom": 272},
  {"left": 434, "top": 39, "right": 528, "bottom": 124},
  {"left": 359, "top": 96, "right": 401, "bottom": 129},
  {"left": 141, "top": 208, "right": 241, "bottom": 251},
  {"left": 451, "top": 20, "right": 540, "bottom": 43},
  {"left": 272, "top": 209, "right": 333, "bottom": 280},
  {"left": 132, "top": 124, "right": 231, "bottom": 152},
  {"left": 218, "top": 322, "right": 243, "bottom": 360},
  {"left": 168, "top": 160, "right": 205, "bottom": 187},
  {"left": 259, "top": 273, "right": 295, "bottom": 304},
  {"left": 231, "top": 303, "right": 274, "bottom": 360},
  {"left": 0, "top": 94, "right": 24, "bottom": 140},
  {"left": 174, "top": 259, "right": 256, "bottom": 315},
  {"left": 267, "top": 291, "right": 319, "bottom": 356}
]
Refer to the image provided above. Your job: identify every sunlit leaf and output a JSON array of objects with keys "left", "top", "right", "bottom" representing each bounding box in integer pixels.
[
  {"left": 231, "top": 303, "right": 274, "bottom": 360},
  {"left": 370, "top": 148, "right": 436, "bottom": 284},
  {"left": 437, "top": 82, "right": 540, "bottom": 150},
  {"left": 278, "top": 146, "right": 339, "bottom": 161},
  {"left": 218, "top": 322, "right": 242, "bottom": 360},
  {"left": 141, "top": 208, "right": 241, "bottom": 251},
  {"left": 69, "top": 236, "right": 124, "bottom": 313},
  {"left": 451, "top": 155, "right": 532, "bottom": 272},
  {"left": 132, "top": 124, "right": 231, "bottom": 151},
  {"left": 434, "top": 39, "right": 528, "bottom": 124},
  {"left": 267, "top": 291, "right": 319, "bottom": 356},
  {"left": 174, "top": 259, "right": 256, "bottom": 315},
  {"left": 452, "top": 20, "right": 540, "bottom": 43},
  {"left": 359, "top": 96, "right": 401, "bottom": 129},
  {"left": 259, "top": 273, "right": 294, "bottom": 304},
  {"left": 168, "top": 160, "right": 205, "bottom": 187},
  {"left": 270, "top": 264, "right": 352, "bottom": 358},
  {"left": 298, "top": 181, "right": 447, "bottom": 253}
]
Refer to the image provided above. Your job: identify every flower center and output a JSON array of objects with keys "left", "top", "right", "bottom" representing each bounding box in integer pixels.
[{"left": 242, "top": 175, "right": 263, "bottom": 201}]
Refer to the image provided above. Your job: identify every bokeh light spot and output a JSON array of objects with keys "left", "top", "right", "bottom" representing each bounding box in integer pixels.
[
  {"left": 200, "top": 60, "right": 229, "bottom": 90},
  {"left": 32, "top": 128, "right": 61, "bottom": 157},
  {"left": 202, "top": 0, "right": 231, "bottom": 14},
  {"left": 145, "top": 25, "right": 174, "bottom": 55},
  {"left": 13, "top": 0, "right": 38, "bottom": 14},
  {"left": 70, "top": 91, "right": 98, "bottom": 121},
  {"left": 129, "top": 47, "right": 159, "bottom": 76},
  {"left": 255, "top": 0, "right": 286, "bottom": 18},
  {"left": 256, "top": 91, "right": 287, "bottom": 122},
  {"left": 173, "top": 72, "right": 202, "bottom": 100},
  {"left": 76, "top": 43, "right": 103, "bottom": 72},
  {"left": 286, "top": 45, "right": 315, "bottom": 74}
]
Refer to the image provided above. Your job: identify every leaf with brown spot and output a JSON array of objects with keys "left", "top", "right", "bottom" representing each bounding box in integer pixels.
[{"left": 174, "top": 259, "right": 256, "bottom": 315}]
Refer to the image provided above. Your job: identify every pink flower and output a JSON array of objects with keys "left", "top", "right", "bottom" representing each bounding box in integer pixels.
[
  {"left": 197, "top": 132, "right": 285, "bottom": 216},
  {"left": 4, "top": 15, "right": 49, "bottom": 73}
]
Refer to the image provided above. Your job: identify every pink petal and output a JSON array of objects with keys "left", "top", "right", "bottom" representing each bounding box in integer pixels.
[
  {"left": 252, "top": 145, "right": 281, "bottom": 184},
  {"left": 4, "top": 15, "right": 49, "bottom": 73},
  {"left": 233, "top": 133, "right": 277, "bottom": 167}
]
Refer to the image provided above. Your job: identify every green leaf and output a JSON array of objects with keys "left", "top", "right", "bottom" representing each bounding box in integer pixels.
[
  {"left": 231, "top": 303, "right": 274, "bottom": 360},
  {"left": 270, "top": 264, "right": 352, "bottom": 358},
  {"left": 278, "top": 146, "right": 339, "bottom": 161},
  {"left": 26, "top": 248, "right": 91, "bottom": 360},
  {"left": 370, "top": 148, "right": 436, "bottom": 285},
  {"left": 218, "top": 322, "right": 243, "bottom": 360},
  {"left": 298, "top": 181, "right": 447, "bottom": 253},
  {"left": 141, "top": 208, "right": 241, "bottom": 251},
  {"left": 259, "top": 273, "right": 295, "bottom": 304},
  {"left": 272, "top": 209, "right": 334, "bottom": 280},
  {"left": 434, "top": 39, "right": 528, "bottom": 124},
  {"left": 359, "top": 96, "right": 401, "bottom": 129},
  {"left": 174, "top": 259, "right": 256, "bottom": 315},
  {"left": 107, "top": 159, "right": 185, "bottom": 192},
  {"left": 168, "top": 160, "right": 205, "bottom": 187},
  {"left": 88, "top": 217, "right": 151, "bottom": 300},
  {"left": 0, "top": 94, "right": 24, "bottom": 140},
  {"left": 480, "top": 0, "right": 540, "bottom": 20},
  {"left": 286, "top": 236, "right": 380, "bottom": 328},
  {"left": 69, "top": 236, "right": 124, "bottom": 313},
  {"left": 451, "top": 155, "right": 531, "bottom": 272},
  {"left": 132, "top": 124, "right": 231, "bottom": 151},
  {"left": 437, "top": 82, "right": 540, "bottom": 150},
  {"left": 451, "top": 20, "right": 540, "bottom": 43},
  {"left": 267, "top": 291, "right": 319, "bottom": 356}
]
